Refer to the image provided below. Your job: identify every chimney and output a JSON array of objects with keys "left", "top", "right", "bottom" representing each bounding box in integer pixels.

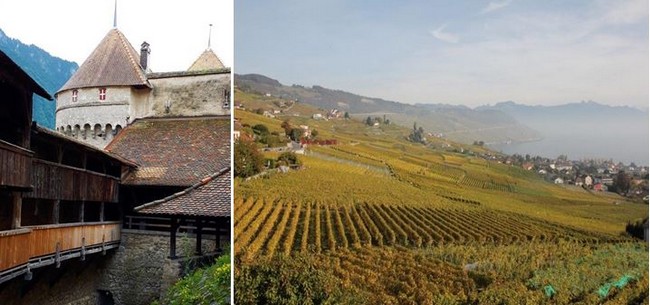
[{"left": 140, "top": 41, "right": 150, "bottom": 71}]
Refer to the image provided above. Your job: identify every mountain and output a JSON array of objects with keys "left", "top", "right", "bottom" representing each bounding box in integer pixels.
[
  {"left": 0, "top": 28, "right": 78, "bottom": 129},
  {"left": 478, "top": 101, "right": 649, "bottom": 164},
  {"left": 235, "top": 74, "right": 541, "bottom": 144},
  {"left": 478, "top": 100, "right": 647, "bottom": 122}
]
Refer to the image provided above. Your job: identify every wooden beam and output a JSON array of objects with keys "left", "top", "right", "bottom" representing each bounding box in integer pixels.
[
  {"left": 195, "top": 219, "right": 203, "bottom": 256},
  {"left": 11, "top": 191, "right": 22, "bottom": 229},
  {"left": 79, "top": 201, "right": 85, "bottom": 223},
  {"left": 52, "top": 199, "right": 60, "bottom": 224},
  {"left": 22, "top": 90, "right": 31, "bottom": 149},
  {"left": 56, "top": 144, "right": 63, "bottom": 164},
  {"left": 99, "top": 202, "right": 105, "bottom": 222},
  {"left": 169, "top": 217, "right": 178, "bottom": 259}
]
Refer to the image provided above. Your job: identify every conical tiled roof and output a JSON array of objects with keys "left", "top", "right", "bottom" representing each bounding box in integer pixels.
[
  {"left": 58, "top": 29, "right": 150, "bottom": 92},
  {"left": 187, "top": 49, "right": 225, "bottom": 71}
]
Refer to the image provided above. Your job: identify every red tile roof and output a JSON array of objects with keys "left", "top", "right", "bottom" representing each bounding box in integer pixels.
[
  {"left": 134, "top": 167, "right": 230, "bottom": 217},
  {"left": 58, "top": 29, "right": 150, "bottom": 93},
  {"left": 106, "top": 116, "right": 230, "bottom": 186}
]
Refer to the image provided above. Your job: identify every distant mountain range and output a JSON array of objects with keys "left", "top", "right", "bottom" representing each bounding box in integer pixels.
[
  {"left": 477, "top": 100, "right": 647, "bottom": 123},
  {"left": 235, "top": 74, "right": 541, "bottom": 144},
  {"left": 0, "top": 28, "right": 77, "bottom": 129}
]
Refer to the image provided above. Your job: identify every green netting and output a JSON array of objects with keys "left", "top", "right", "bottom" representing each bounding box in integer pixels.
[
  {"left": 544, "top": 285, "right": 556, "bottom": 298},
  {"left": 597, "top": 275, "right": 635, "bottom": 299},
  {"left": 614, "top": 275, "right": 634, "bottom": 289}
]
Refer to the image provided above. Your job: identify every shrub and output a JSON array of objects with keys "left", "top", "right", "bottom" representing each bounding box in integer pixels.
[{"left": 159, "top": 253, "right": 231, "bottom": 305}]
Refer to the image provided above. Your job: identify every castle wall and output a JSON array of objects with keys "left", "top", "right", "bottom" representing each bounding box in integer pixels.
[
  {"left": 55, "top": 87, "right": 140, "bottom": 149},
  {"left": 134, "top": 72, "right": 230, "bottom": 119}
]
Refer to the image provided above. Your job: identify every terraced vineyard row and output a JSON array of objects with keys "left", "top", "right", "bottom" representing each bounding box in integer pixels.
[
  {"left": 321, "top": 247, "right": 474, "bottom": 304},
  {"left": 234, "top": 199, "right": 623, "bottom": 258},
  {"left": 460, "top": 175, "right": 516, "bottom": 192}
]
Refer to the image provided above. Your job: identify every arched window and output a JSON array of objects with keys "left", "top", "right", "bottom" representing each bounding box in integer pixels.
[
  {"left": 83, "top": 124, "right": 91, "bottom": 139},
  {"left": 94, "top": 124, "right": 103, "bottom": 138}
]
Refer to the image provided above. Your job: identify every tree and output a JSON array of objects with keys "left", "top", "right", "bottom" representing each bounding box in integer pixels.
[
  {"left": 365, "top": 116, "right": 373, "bottom": 126},
  {"left": 311, "top": 129, "right": 319, "bottom": 138},
  {"left": 613, "top": 170, "right": 631, "bottom": 194},
  {"left": 281, "top": 120, "right": 292, "bottom": 135},
  {"left": 252, "top": 124, "right": 269, "bottom": 136},
  {"left": 408, "top": 122, "right": 426, "bottom": 144},
  {"left": 344, "top": 112, "right": 350, "bottom": 119},
  {"left": 234, "top": 139, "right": 264, "bottom": 178},
  {"left": 277, "top": 152, "right": 301, "bottom": 167},
  {"left": 289, "top": 128, "right": 303, "bottom": 141}
]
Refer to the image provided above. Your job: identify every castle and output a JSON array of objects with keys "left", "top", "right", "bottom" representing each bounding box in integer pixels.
[
  {"left": 54, "top": 27, "right": 230, "bottom": 148},
  {"left": 0, "top": 21, "right": 231, "bottom": 304}
]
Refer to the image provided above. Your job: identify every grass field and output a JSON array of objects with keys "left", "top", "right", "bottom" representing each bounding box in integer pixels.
[{"left": 234, "top": 97, "right": 648, "bottom": 304}]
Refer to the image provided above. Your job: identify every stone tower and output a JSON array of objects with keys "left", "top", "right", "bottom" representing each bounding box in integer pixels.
[{"left": 55, "top": 28, "right": 151, "bottom": 148}]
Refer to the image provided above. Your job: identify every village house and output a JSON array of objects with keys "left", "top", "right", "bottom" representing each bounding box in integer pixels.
[
  {"left": 574, "top": 177, "right": 584, "bottom": 186},
  {"left": 554, "top": 177, "right": 564, "bottom": 184},
  {"left": 593, "top": 183, "right": 606, "bottom": 192},
  {"left": 299, "top": 125, "right": 311, "bottom": 137},
  {"left": 522, "top": 162, "right": 534, "bottom": 171}
]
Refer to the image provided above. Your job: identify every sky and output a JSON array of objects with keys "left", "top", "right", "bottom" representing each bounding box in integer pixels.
[
  {"left": 235, "top": 0, "right": 649, "bottom": 109},
  {"left": 0, "top": 0, "right": 233, "bottom": 71}
]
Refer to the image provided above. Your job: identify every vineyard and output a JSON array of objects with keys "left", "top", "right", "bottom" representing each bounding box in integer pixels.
[
  {"left": 235, "top": 198, "right": 625, "bottom": 258},
  {"left": 233, "top": 103, "right": 649, "bottom": 304}
]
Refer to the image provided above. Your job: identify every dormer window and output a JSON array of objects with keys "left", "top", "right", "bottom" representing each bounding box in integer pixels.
[
  {"left": 72, "top": 90, "right": 78, "bottom": 102},
  {"left": 99, "top": 88, "right": 107, "bottom": 101}
]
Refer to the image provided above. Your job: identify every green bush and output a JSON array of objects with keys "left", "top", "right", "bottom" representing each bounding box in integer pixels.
[
  {"left": 235, "top": 253, "right": 363, "bottom": 305},
  {"left": 159, "top": 253, "right": 231, "bottom": 305}
]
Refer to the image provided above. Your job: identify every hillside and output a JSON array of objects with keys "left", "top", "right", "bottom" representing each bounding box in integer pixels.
[
  {"left": 235, "top": 73, "right": 541, "bottom": 145},
  {"left": 234, "top": 89, "right": 648, "bottom": 304},
  {"left": 0, "top": 28, "right": 77, "bottom": 129}
]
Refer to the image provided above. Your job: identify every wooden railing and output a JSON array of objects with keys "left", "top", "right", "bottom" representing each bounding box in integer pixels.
[
  {"left": 24, "top": 160, "right": 120, "bottom": 202},
  {"left": 0, "top": 222, "right": 121, "bottom": 276},
  {"left": 0, "top": 139, "right": 33, "bottom": 189}
]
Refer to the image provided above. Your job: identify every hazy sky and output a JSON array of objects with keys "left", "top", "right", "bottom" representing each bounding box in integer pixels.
[
  {"left": 0, "top": 0, "right": 233, "bottom": 71},
  {"left": 236, "top": 0, "right": 649, "bottom": 109}
]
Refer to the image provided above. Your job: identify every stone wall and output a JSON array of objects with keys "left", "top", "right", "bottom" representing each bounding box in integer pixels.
[
  {"left": 98, "top": 231, "right": 220, "bottom": 305},
  {"left": 0, "top": 230, "right": 225, "bottom": 305},
  {"left": 0, "top": 254, "right": 106, "bottom": 305},
  {"left": 136, "top": 71, "right": 230, "bottom": 119}
]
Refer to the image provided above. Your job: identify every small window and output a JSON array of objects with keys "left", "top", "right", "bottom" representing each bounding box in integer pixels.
[
  {"left": 72, "top": 90, "right": 78, "bottom": 102},
  {"left": 223, "top": 89, "right": 230, "bottom": 109},
  {"left": 99, "top": 88, "right": 107, "bottom": 101}
]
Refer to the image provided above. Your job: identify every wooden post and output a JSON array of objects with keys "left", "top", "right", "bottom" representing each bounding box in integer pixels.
[
  {"left": 52, "top": 199, "right": 60, "bottom": 224},
  {"left": 82, "top": 152, "right": 87, "bottom": 169},
  {"left": 99, "top": 202, "right": 105, "bottom": 222},
  {"left": 215, "top": 224, "right": 222, "bottom": 252},
  {"left": 57, "top": 145, "right": 63, "bottom": 164},
  {"left": 22, "top": 91, "right": 31, "bottom": 149},
  {"left": 195, "top": 219, "right": 203, "bottom": 256},
  {"left": 169, "top": 217, "right": 178, "bottom": 259},
  {"left": 11, "top": 192, "right": 22, "bottom": 229},
  {"left": 79, "top": 201, "right": 85, "bottom": 223},
  {"left": 215, "top": 232, "right": 221, "bottom": 252}
]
